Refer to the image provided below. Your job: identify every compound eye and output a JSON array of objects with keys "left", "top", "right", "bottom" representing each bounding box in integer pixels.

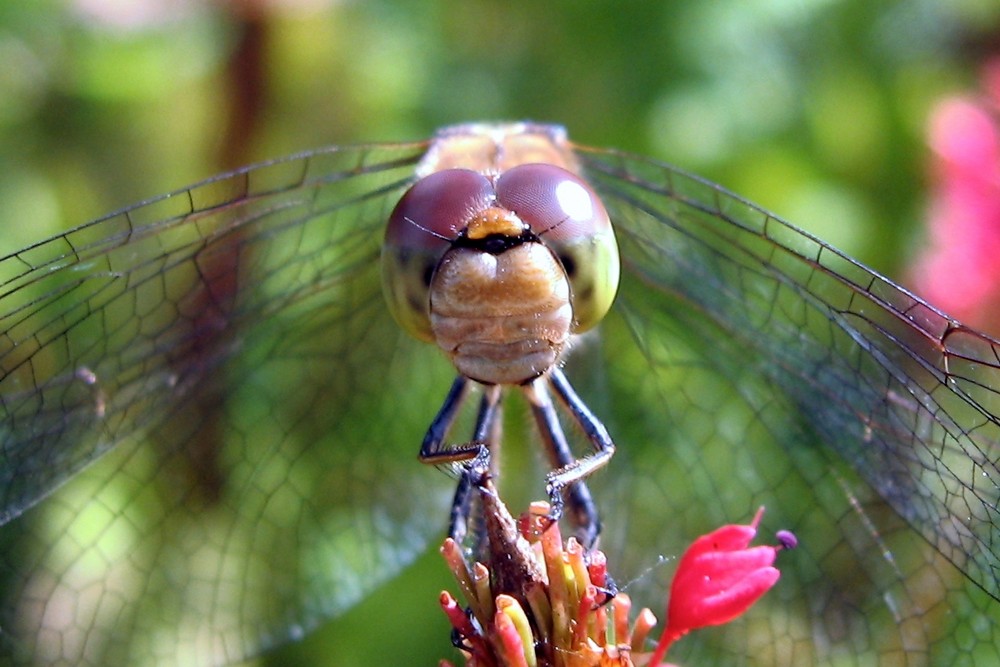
[
  {"left": 495, "top": 163, "right": 608, "bottom": 241},
  {"left": 386, "top": 168, "right": 495, "bottom": 249},
  {"left": 382, "top": 169, "right": 495, "bottom": 342},
  {"left": 495, "top": 164, "right": 620, "bottom": 332}
]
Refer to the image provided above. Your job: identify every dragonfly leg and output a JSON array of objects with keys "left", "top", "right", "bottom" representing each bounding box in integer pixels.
[
  {"left": 420, "top": 376, "right": 503, "bottom": 551},
  {"left": 446, "top": 385, "right": 502, "bottom": 552},
  {"left": 419, "top": 376, "right": 473, "bottom": 463},
  {"left": 525, "top": 369, "right": 614, "bottom": 549},
  {"left": 548, "top": 368, "right": 616, "bottom": 461}
]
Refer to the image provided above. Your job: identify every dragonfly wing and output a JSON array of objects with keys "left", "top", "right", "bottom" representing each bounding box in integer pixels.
[
  {"left": 0, "top": 143, "right": 457, "bottom": 664},
  {"left": 574, "top": 145, "right": 1000, "bottom": 665}
]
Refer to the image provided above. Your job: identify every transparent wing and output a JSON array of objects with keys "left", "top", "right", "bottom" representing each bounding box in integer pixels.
[
  {"left": 574, "top": 146, "right": 1000, "bottom": 665},
  {"left": 4, "top": 135, "right": 999, "bottom": 667},
  {"left": 0, "top": 142, "right": 460, "bottom": 665}
]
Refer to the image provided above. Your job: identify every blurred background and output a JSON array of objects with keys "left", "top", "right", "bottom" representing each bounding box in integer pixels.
[{"left": 0, "top": 0, "right": 998, "bottom": 664}]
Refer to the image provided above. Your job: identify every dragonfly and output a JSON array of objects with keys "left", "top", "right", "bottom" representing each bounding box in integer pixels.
[{"left": 0, "top": 122, "right": 997, "bottom": 666}]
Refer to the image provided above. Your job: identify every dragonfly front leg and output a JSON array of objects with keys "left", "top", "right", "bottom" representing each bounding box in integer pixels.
[
  {"left": 419, "top": 376, "right": 503, "bottom": 552},
  {"left": 524, "top": 368, "right": 616, "bottom": 549}
]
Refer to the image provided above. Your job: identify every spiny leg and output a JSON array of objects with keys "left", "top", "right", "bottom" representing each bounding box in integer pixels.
[
  {"left": 548, "top": 367, "right": 616, "bottom": 475},
  {"left": 419, "top": 376, "right": 503, "bottom": 551},
  {"left": 448, "top": 384, "right": 503, "bottom": 553},
  {"left": 419, "top": 376, "right": 472, "bottom": 462},
  {"left": 523, "top": 368, "right": 615, "bottom": 548}
]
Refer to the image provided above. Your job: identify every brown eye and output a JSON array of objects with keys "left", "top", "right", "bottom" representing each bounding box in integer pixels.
[
  {"left": 495, "top": 163, "right": 612, "bottom": 241},
  {"left": 385, "top": 168, "right": 495, "bottom": 250}
]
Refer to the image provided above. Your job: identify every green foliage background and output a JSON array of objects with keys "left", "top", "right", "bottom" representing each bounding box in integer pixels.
[{"left": 0, "top": 1, "right": 998, "bottom": 665}]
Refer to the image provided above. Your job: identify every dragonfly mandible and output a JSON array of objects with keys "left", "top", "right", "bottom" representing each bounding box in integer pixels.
[{"left": 0, "top": 122, "right": 997, "bottom": 666}]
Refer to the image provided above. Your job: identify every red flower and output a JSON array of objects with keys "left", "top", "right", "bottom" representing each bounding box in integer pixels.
[
  {"left": 647, "top": 507, "right": 788, "bottom": 666},
  {"left": 439, "top": 490, "right": 658, "bottom": 667},
  {"left": 438, "top": 487, "right": 792, "bottom": 667},
  {"left": 909, "top": 59, "right": 1000, "bottom": 335}
]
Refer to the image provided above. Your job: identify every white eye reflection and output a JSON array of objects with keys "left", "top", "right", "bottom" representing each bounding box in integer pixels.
[{"left": 555, "top": 179, "right": 594, "bottom": 221}]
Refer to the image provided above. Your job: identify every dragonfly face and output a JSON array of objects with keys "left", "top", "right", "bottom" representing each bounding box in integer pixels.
[
  {"left": 0, "top": 122, "right": 997, "bottom": 665},
  {"left": 382, "top": 159, "right": 620, "bottom": 383}
]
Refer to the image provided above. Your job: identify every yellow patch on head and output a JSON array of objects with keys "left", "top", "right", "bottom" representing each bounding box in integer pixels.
[{"left": 465, "top": 207, "right": 524, "bottom": 240}]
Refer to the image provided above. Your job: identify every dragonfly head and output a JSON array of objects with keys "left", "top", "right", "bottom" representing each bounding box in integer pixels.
[{"left": 381, "top": 164, "right": 620, "bottom": 384}]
